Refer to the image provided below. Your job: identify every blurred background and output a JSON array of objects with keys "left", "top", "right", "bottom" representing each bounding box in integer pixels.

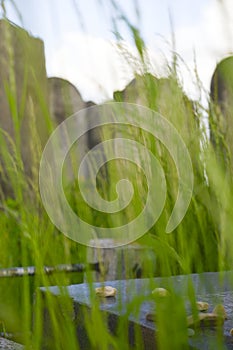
[{"left": 0, "top": 1, "right": 233, "bottom": 349}]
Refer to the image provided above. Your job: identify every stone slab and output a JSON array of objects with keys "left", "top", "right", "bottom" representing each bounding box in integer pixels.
[
  {"left": 0, "top": 338, "right": 23, "bottom": 350},
  {"left": 40, "top": 271, "right": 233, "bottom": 349}
]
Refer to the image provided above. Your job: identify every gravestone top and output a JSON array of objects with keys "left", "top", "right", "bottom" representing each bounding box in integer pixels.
[{"left": 41, "top": 271, "right": 233, "bottom": 349}]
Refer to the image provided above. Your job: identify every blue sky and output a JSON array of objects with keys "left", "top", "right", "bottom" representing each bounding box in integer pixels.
[{"left": 2, "top": 0, "right": 233, "bottom": 103}]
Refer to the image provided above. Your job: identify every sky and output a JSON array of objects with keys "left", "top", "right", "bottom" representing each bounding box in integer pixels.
[{"left": 2, "top": 0, "right": 233, "bottom": 104}]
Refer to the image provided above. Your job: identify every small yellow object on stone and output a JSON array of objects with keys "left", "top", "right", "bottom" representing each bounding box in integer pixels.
[
  {"left": 230, "top": 328, "right": 233, "bottom": 336},
  {"left": 152, "top": 287, "right": 169, "bottom": 297},
  {"left": 212, "top": 304, "right": 228, "bottom": 319},
  {"left": 196, "top": 301, "right": 209, "bottom": 311},
  {"left": 187, "top": 312, "right": 225, "bottom": 327},
  {"left": 95, "top": 286, "right": 117, "bottom": 297},
  {"left": 187, "top": 328, "right": 195, "bottom": 337}
]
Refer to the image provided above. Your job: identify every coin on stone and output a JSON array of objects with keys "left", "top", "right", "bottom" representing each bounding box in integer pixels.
[
  {"left": 152, "top": 287, "right": 169, "bottom": 297},
  {"left": 196, "top": 301, "right": 209, "bottom": 311}
]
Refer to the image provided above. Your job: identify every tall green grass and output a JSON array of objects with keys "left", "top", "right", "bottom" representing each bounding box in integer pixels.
[{"left": 0, "top": 1, "right": 233, "bottom": 349}]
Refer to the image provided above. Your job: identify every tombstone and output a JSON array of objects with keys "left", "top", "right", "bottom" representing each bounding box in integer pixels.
[
  {"left": 0, "top": 22, "right": 101, "bottom": 196},
  {"left": 86, "top": 239, "right": 156, "bottom": 281},
  {"left": 48, "top": 77, "right": 107, "bottom": 194},
  {"left": 113, "top": 73, "right": 220, "bottom": 273},
  {"left": 113, "top": 73, "right": 202, "bottom": 204},
  {"left": 0, "top": 19, "right": 49, "bottom": 196},
  {"left": 48, "top": 77, "right": 102, "bottom": 150},
  {"left": 48, "top": 77, "right": 86, "bottom": 124},
  {"left": 210, "top": 56, "right": 233, "bottom": 172},
  {"left": 114, "top": 73, "right": 199, "bottom": 148}
]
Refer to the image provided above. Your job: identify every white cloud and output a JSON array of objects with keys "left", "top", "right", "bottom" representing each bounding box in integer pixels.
[
  {"left": 48, "top": 32, "right": 167, "bottom": 103},
  {"left": 173, "top": 0, "right": 233, "bottom": 102},
  {"left": 49, "top": 33, "right": 133, "bottom": 102},
  {"left": 48, "top": 33, "right": 126, "bottom": 102},
  {"left": 48, "top": 0, "right": 233, "bottom": 105}
]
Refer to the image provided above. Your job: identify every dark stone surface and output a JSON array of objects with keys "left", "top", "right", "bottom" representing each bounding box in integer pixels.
[{"left": 40, "top": 271, "right": 233, "bottom": 349}]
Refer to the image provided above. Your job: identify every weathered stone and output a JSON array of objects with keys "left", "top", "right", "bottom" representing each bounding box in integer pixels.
[
  {"left": 210, "top": 56, "right": 233, "bottom": 172},
  {"left": 86, "top": 238, "right": 156, "bottom": 281},
  {"left": 113, "top": 73, "right": 199, "bottom": 145},
  {"left": 210, "top": 56, "right": 233, "bottom": 116},
  {"left": 113, "top": 73, "right": 201, "bottom": 186},
  {"left": 0, "top": 337, "right": 23, "bottom": 350},
  {"left": 48, "top": 77, "right": 106, "bottom": 183},
  {"left": 0, "top": 19, "right": 49, "bottom": 195},
  {"left": 39, "top": 271, "right": 233, "bottom": 350},
  {"left": 0, "top": 21, "right": 102, "bottom": 195},
  {"left": 48, "top": 77, "right": 86, "bottom": 124}
]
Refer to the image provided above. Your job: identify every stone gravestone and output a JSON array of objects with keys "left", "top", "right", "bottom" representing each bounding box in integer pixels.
[
  {"left": 210, "top": 56, "right": 233, "bottom": 173},
  {"left": 113, "top": 73, "right": 219, "bottom": 274},
  {"left": 48, "top": 77, "right": 89, "bottom": 181},
  {"left": 86, "top": 239, "right": 156, "bottom": 281},
  {"left": 0, "top": 19, "right": 49, "bottom": 195},
  {"left": 114, "top": 73, "right": 200, "bottom": 157},
  {"left": 113, "top": 72, "right": 201, "bottom": 190},
  {"left": 0, "top": 20, "right": 101, "bottom": 194},
  {"left": 48, "top": 77, "right": 105, "bottom": 184},
  {"left": 48, "top": 77, "right": 86, "bottom": 124}
]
